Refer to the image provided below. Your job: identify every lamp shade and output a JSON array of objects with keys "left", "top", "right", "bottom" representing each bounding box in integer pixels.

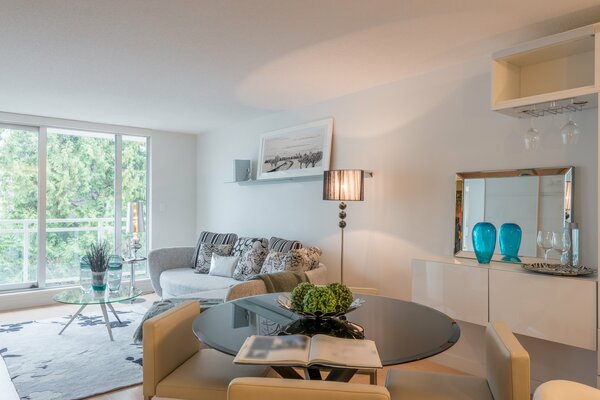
[
  {"left": 126, "top": 201, "right": 145, "bottom": 234},
  {"left": 323, "top": 170, "right": 364, "bottom": 201}
]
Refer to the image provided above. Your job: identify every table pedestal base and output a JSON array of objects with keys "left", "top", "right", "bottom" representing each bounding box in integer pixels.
[
  {"left": 272, "top": 366, "right": 358, "bottom": 382},
  {"left": 58, "top": 303, "right": 122, "bottom": 341}
]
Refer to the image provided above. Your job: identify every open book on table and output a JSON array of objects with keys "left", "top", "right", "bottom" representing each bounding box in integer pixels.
[{"left": 233, "top": 334, "right": 383, "bottom": 369}]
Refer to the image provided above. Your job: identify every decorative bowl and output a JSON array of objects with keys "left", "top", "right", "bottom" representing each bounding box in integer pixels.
[{"left": 276, "top": 295, "right": 365, "bottom": 319}]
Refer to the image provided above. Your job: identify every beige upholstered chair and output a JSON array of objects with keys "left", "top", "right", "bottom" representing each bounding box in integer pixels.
[
  {"left": 143, "top": 301, "right": 269, "bottom": 400},
  {"left": 228, "top": 377, "right": 391, "bottom": 400},
  {"left": 349, "top": 287, "right": 379, "bottom": 295},
  {"left": 385, "top": 320, "right": 530, "bottom": 400},
  {"left": 533, "top": 380, "right": 600, "bottom": 399}
]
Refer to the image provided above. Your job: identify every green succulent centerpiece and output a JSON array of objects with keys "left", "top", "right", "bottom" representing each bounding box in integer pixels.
[{"left": 279, "top": 282, "right": 364, "bottom": 319}]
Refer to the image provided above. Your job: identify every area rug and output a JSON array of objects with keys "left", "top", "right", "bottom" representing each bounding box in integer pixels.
[{"left": 0, "top": 306, "right": 146, "bottom": 400}]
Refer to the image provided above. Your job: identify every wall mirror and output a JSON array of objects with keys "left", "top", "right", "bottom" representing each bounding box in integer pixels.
[{"left": 454, "top": 167, "right": 573, "bottom": 263}]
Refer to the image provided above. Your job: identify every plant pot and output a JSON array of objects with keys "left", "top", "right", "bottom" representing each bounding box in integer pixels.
[
  {"left": 472, "top": 222, "right": 496, "bottom": 264},
  {"left": 92, "top": 271, "right": 107, "bottom": 291}
]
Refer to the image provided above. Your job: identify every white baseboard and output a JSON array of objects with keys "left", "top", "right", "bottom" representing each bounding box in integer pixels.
[{"left": 0, "top": 279, "right": 154, "bottom": 312}]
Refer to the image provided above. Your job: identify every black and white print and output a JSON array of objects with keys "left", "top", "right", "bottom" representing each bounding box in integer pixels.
[
  {"left": 260, "top": 251, "right": 288, "bottom": 274},
  {"left": 257, "top": 118, "right": 333, "bottom": 180},
  {"left": 232, "top": 238, "right": 269, "bottom": 280},
  {"left": 195, "top": 243, "right": 233, "bottom": 273}
]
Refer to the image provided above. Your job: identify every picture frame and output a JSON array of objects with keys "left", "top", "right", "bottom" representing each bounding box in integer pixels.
[{"left": 256, "top": 118, "right": 333, "bottom": 180}]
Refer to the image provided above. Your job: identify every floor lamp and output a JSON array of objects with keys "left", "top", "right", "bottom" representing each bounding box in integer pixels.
[{"left": 323, "top": 170, "right": 365, "bottom": 284}]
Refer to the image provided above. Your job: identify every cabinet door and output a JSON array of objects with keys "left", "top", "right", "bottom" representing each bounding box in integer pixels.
[
  {"left": 489, "top": 269, "right": 596, "bottom": 350},
  {"left": 412, "top": 260, "right": 488, "bottom": 325}
]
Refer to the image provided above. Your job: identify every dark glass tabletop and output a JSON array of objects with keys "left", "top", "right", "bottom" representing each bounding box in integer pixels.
[{"left": 192, "top": 293, "right": 460, "bottom": 366}]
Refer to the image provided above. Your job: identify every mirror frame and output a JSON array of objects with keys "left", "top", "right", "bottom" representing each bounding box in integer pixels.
[{"left": 454, "top": 166, "right": 574, "bottom": 264}]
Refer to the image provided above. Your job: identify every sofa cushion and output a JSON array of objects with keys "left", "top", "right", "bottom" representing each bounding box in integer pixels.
[
  {"left": 161, "top": 268, "right": 239, "bottom": 298},
  {"left": 259, "top": 247, "right": 322, "bottom": 274},
  {"left": 208, "top": 254, "right": 239, "bottom": 278},
  {"left": 232, "top": 237, "right": 268, "bottom": 257},
  {"left": 260, "top": 251, "right": 287, "bottom": 274},
  {"left": 195, "top": 243, "right": 233, "bottom": 274},
  {"left": 192, "top": 231, "right": 238, "bottom": 267},
  {"left": 233, "top": 239, "right": 269, "bottom": 281},
  {"left": 268, "top": 237, "right": 302, "bottom": 252}
]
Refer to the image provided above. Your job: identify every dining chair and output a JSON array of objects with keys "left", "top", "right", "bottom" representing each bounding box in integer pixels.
[
  {"left": 143, "top": 301, "right": 269, "bottom": 400},
  {"left": 533, "top": 380, "right": 600, "bottom": 399},
  {"left": 349, "top": 287, "right": 379, "bottom": 295},
  {"left": 228, "top": 377, "right": 391, "bottom": 400},
  {"left": 385, "top": 320, "right": 530, "bottom": 400}
]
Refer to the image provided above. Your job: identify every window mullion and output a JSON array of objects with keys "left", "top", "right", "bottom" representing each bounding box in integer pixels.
[
  {"left": 115, "top": 135, "right": 123, "bottom": 257},
  {"left": 37, "top": 127, "right": 47, "bottom": 289}
]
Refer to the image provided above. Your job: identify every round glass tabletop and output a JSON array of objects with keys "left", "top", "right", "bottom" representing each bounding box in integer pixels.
[
  {"left": 53, "top": 285, "right": 143, "bottom": 305},
  {"left": 192, "top": 293, "right": 460, "bottom": 366}
]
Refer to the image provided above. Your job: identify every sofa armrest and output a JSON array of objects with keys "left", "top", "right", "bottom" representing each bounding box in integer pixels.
[
  {"left": 228, "top": 377, "right": 391, "bottom": 400},
  {"left": 148, "top": 246, "right": 195, "bottom": 297},
  {"left": 143, "top": 301, "right": 200, "bottom": 399},
  {"left": 306, "top": 263, "right": 328, "bottom": 285}
]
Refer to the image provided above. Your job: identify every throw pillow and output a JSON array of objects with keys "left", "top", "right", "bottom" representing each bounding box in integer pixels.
[
  {"left": 208, "top": 254, "right": 240, "bottom": 278},
  {"left": 268, "top": 236, "right": 303, "bottom": 252},
  {"left": 285, "top": 247, "right": 322, "bottom": 272},
  {"left": 192, "top": 231, "right": 238, "bottom": 268},
  {"left": 231, "top": 237, "right": 269, "bottom": 257},
  {"left": 233, "top": 240, "right": 269, "bottom": 281},
  {"left": 195, "top": 243, "right": 233, "bottom": 273},
  {"left": 260, "top": 251, "right": 288, "bottom": 274}
]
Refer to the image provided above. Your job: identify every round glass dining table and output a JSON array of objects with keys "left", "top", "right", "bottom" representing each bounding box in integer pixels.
[{"left": 193, "top": 293, "right": 460, "bottom": 381}]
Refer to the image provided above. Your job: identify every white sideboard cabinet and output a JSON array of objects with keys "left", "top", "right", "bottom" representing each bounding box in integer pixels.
[{"left": 412, "top": 258, "right": 597, "bottom": 350}]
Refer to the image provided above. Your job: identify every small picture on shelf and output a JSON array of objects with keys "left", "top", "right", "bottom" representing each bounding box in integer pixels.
[{"left": 257, "top": 118, "right": 333, "bottom": 180}]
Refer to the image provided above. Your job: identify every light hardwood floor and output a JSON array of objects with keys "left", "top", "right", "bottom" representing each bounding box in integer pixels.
[{"left": 0, "top": 294, "right": 467, "bottom": 400}]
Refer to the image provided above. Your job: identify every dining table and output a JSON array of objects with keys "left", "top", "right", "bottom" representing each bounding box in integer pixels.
[{"left": 192, "top": 292, "right": 460, "bottom": 382}]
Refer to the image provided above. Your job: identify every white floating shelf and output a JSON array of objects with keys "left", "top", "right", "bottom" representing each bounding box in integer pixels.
[{"left": 225, "top": 171, "right": 373, "bottom": 185}]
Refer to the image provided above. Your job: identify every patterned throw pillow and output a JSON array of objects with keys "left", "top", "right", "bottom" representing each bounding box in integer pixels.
[
  {"left": 192, "top": 231, "right": 238, "bottom": 268},
  {"left": 287, "top": 247, "right": 322, "bottom": 271},
  {"left": 233, "top": 246, "right": 269, "bottom": 280},
  {"left": 195, "top": 243, "right": 233, "bottom": 274},
  {"left": 268, "top": 237, "right": 303, "bottom": 252},
  {"left": 259, "top": 251, "right": 288, "bottom": 274},
  {"left": 232, "top": 237, "right": 269, "bottom": 257}
]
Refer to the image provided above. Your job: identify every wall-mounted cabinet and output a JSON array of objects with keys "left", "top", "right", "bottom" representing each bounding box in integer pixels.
[{"left": 492, "top": 23, "right": 599, "bottom": 117}]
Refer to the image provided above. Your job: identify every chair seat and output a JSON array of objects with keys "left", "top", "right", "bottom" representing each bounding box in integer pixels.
[
  {"left": 533, "top": 380, "right": 600, "bottom": 400},
  {"left": 385, "top": 369, "right": 494, "bottom": 400},
  {"left": 156, "top": 348, "right": 269, "bottom": 400}
]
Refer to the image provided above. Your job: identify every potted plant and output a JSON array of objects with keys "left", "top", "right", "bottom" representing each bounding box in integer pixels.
[{"left": 85, "top": 240, "right": 110, "bottom": 291}]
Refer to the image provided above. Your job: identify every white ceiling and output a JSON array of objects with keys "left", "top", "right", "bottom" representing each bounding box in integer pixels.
[{"left": 1, "top": 0, "right": 600, "bottom": 134}]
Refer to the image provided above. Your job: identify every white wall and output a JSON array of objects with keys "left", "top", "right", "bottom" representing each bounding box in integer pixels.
[
  {"left": 0, "top": 111, "right": 198, "bottom": 251},
  {"left": 196, "top": 54, "right": 597, "bottom": 301}
]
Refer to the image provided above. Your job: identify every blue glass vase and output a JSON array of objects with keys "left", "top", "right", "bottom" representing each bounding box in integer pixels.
[
  {"left": 499, "top": 223, "right": 522, "bottom": 262},
  {"left": 472, "top": 222, "right": 496, "bottom": 264}
]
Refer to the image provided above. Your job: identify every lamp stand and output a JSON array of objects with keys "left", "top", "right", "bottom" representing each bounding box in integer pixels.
[{"left": 338, "top": 202, "right": 347, "bottom": 283}]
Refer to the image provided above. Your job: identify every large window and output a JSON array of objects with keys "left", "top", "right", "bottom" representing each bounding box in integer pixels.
[{"left": 0, "top": 124, "right": 149, "bottom": 290}]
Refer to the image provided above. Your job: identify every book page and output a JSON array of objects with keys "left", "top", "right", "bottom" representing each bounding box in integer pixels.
[
  {"left": 234, "top": 335, "right": 311, "bottom": 365},
  {"left": 308, "top": 335, "right": 383, "bottom": 369}
]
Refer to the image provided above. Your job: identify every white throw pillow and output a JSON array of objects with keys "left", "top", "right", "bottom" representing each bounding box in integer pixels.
[{"left": 208, "top": 254, "right": 239, "bottom": 278}]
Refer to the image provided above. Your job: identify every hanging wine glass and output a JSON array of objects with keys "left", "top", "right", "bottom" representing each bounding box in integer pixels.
[
  {"left": 560, "top": 114, "right": 581, "bottom": 145},
  {"left": 524, "top": 120, "right": 541, "bottom": 151}
]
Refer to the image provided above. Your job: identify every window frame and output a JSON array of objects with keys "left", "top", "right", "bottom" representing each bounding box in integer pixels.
[{"left": 0, "top": 123, "right": 150, "bottom": 291}]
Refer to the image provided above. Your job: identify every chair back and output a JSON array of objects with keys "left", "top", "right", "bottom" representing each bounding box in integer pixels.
[
  {"left": 349, "top": 287, "right": 379, "bottom": 295},
  {"left": 486, "top": 321, "right": 530, "bottom": 400},
  {"left": 228, "top": 377, "right": 390, "bottom": 400},
  {"left": 143, "top": 301, "right": 200, "bottom": 398},
  {"left": 533, "top": 380, "right": 600, "bottom": 400}
]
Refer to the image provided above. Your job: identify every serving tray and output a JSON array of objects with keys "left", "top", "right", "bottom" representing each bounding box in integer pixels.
[{"left": 521, "top": 263, "right": 595, "bottom": 276}]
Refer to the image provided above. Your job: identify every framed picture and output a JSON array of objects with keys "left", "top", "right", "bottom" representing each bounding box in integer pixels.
[{"left": 257, "top": 118, "right": 333, "bottom": 180}]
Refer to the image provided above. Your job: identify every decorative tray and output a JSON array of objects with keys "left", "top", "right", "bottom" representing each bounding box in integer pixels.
[
  {"left": 521, "top": 263, "right": 595, "bottom": 276},
  {"left": 276, "top": 295, "right": 365, "bottom": 319}
]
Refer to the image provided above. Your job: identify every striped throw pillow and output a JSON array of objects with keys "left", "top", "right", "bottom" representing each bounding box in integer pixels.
[
  {"left": 192, "top": 231, "right": 238, "bottom": 268},
  {"left": 268, "top": 237, "right": 303, "bottom": 253}
]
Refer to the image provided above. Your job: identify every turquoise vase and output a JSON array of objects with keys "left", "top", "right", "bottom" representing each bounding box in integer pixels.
[
  {"left": 499, "top": 223, "right": 522, "bottom": 262},
  {"left": 80, "top": 256, "right": 92, "bottom": 293},
  {"left": 472, "top": 222, "right": 496, "bottom": 264},
  {"left": 107, "top": 255, "right": 123, "bottom": 292}
]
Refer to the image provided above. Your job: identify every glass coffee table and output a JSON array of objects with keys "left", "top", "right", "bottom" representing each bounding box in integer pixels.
[{"left": 54, "top": 286, "right": 143, "bottom": 341}]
